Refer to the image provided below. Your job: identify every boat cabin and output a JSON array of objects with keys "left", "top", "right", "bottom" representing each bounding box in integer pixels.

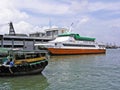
[{"left": 0, "top": 48, "right": 49, "bottom": 65}]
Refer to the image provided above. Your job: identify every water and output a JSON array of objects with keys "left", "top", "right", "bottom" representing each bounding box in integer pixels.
[{"left": 0, "top": 49, "right": 120, "bottom": 90}]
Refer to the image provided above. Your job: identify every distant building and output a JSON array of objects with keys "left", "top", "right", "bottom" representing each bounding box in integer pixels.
[
  {"left": 0, "top": 34, "right": 51, "bottom": 50},
  {"left": 29, "top": 32, "right": 45, "bottom": 37},
  {"left": 45, "top": 28, "right": 69, "bottom": 38},
  {"left": 29, "top": 27, "right": 69, "bottom": 38},
  {"left": 0, "top": 22, "right": 69, "bottom": 50},
  {"left": 0, "top": 22, "right": 51, "bottom": 50}
]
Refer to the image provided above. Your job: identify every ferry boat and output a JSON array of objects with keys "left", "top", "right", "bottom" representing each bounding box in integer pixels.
[
  {"left": 0, "top": 48, "right": 49, "bottom": 76},
  {"left": 35, "top": 33, "right": 106, "bottom": 55}
]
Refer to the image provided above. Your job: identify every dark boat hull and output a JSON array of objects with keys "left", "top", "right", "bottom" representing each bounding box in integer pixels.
[{"left": 0, "top": 60, "right": 48, "bottom": 76}]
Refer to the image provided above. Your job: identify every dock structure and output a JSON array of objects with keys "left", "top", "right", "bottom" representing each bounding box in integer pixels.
[
  {"left": 0, "top": 22, "right": 68, "bottom": 50},
  {"left": 0, "top": 34, "right": 52, "bottom": 50}
]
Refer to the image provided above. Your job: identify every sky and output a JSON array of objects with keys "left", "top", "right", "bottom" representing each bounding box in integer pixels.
[{"left": 0, "top": 0, "right": 120, "bottom": 45}]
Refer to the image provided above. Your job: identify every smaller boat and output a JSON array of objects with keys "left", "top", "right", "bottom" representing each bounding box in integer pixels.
[{"left": 0, "top": 49, "right": 49, "bottom": 76}]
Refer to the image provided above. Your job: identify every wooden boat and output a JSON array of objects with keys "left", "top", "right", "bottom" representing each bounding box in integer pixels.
[
  {"left": 35, "top": 33, "right": 106, "bottom": 55},
  {"left": 0, "top": 49, "right": 49, "bottom": 76}
]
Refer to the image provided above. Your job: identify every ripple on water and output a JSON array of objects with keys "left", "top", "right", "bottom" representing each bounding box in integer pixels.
[{"left": 0, "top": 49, "right": 120, "bottom": 90}]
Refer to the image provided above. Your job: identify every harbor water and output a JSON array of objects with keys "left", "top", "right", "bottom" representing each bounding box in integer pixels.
[{"left": 0, "top": 49, "right": 120, "bottom": 90}]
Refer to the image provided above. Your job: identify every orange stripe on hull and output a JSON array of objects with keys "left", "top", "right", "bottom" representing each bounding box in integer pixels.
[{"left": 47, "top": 48, "right": 106, "bottom": 55}]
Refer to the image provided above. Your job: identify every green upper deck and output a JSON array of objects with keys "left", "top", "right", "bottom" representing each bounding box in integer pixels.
[{"left": 58, "top": 33, "right": 95, "bottom": 41}]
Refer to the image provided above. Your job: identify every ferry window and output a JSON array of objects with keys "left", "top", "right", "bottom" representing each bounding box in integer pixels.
[
  {"left": 46, "top": 32, "right": 51, "bottom": 36},
  {"left": 4, "top": 38, "right": 12, "bottom": 40},
  {"left": 25, "top": 54, "right": 32, "bottom": 59},
  {"left": 33, "top": 53, "right": 41, "bottom": 58},
  {"left": 41, "top": 53, "right": 45, "bottom": 56},
  {"left": 25, "top": 53, "right": 36, "bottom": 59},
  {"left": 55, "top": 43, "right": 57, "bottom": 45},
  {"left": 36, "top": 53, "right": 41, "bottom": 57},
  {"left": 25, "top": 53, "right": 41, "bottom": 59},
  {"left": 63, "top": 44, "right": 95, "bottom": 47},
  {"left": 32, "top": 53, "right": 38, "bottom": 58},
  {"left": 14, "top": 38, "right": 24, "bottom": 41},
  {"left": 26, "top": 39, "right": 33, "bottom": 41},
  {"left": 4, "top": 45, "right": 12, "bottom": 48},
  {"left": 15, "top": 54, "right": 25, "bottom": 60}
]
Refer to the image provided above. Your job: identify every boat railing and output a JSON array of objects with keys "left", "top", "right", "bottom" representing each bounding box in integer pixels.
[{"left": 0, "top": 49, "right": 49, "bottom": 65}]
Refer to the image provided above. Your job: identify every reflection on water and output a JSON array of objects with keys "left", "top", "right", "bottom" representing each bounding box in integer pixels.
[
  {"left": 44, "top": 49, "right": 120, "bottom": 90},
  {"left": 44, "top": 54, "right": 107, "bottom": 90},
  {"left": 0, "top": 74, "right": 49, "bottom": 90},
  {"left": 51, "top": 54, "right": 106, "bottom": 61},
  {"left": 0, "top": 49, "right": 120, "bottom": 90}
]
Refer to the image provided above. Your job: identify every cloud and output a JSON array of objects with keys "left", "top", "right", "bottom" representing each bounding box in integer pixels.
[
  {"left": 14, "top": 21, "right": 45, "bottom": 34},
  {"left": 0, "top": 0, "right": 29, "bottom": 24},
  {"left": 68, "top": 0, "right": 88, "bottom": 14},
  {"left": 88, "top": 2, "right": 120, "bottom": 12},
  {"left": 0, "top": 0, "right": 120, "bottom": 45},
  {"left": 13, "top": 0, "right": 69, "bottom": 15},
  {"left": 0, "top": 21, "right": 44, "bottom": 35},
  {"left": 79, "top": 16, "right": 90, "bottom": 24}
]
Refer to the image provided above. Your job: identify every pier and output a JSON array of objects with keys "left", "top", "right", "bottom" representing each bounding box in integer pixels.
[{"left": 0, "top": 22, "right": 68, "bottom": 50}]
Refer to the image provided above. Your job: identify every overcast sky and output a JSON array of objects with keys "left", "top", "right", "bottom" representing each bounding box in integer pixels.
[{"left": 0, "top": 0, "right": 120, "bottom": 45}]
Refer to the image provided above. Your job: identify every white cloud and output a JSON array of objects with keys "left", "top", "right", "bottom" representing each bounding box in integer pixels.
[
  {"left": 14, "top": 21, "right": 43, "bottom": 34},
  {"left": 68, "top": 0, "right": 88, "bottom": 14},
  {"left": 88, "top": 2, "right": 120, "bottom": 12},
  {"left": 0, "top": 0, "right": 120, "bottom": 45},
  {"left": 79, "top": 16, "right": 90, "bottom": 24},
  {"left": 0, "top": 25, "right": 9, "bottom": 34},
  {"left": 13, "top": 0, "right": 69, "bottom": 15},
  {"left": 14, "top": 21, "right": 33, "bottom": 34},
  {"left": 0, "top": 0, "right": 29, "bottom": 24},
  {"left": 0, "top": 8, "right": 28, "bottom": 23}
]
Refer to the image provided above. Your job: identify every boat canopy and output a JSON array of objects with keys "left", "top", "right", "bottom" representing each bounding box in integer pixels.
[
  {"left": 0, "top": 48, "right": 11, "bottom": 53},
  {"left": 58, "top": 33, "right": 95, "bottom": 41}
]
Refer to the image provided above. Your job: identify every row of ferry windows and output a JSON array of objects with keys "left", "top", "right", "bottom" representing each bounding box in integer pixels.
[
  {"left": 15, "top": 53, "right": 46, "bottom": 60},
  {"left": 0, "top": 38, "right": 48, "bottom": 41},
  {"left": 63, "top": 44, "right": 95, "bottom": 47}
]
